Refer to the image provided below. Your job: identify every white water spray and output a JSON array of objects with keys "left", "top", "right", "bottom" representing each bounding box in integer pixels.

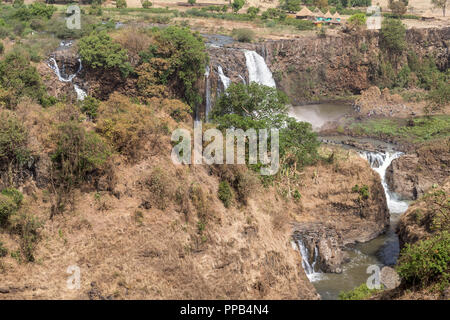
[
  {"left": 292, "top": 239, "right": 322, "bottom": 282},
  {"left": 47, "top": 57, "right": 86, "bottom": 100},
  {"left": 243, "top": 50, "right": 276, "bottom": 88},
  {"left": 217, "top": 65, "right": 231, "bottom": 91},
  {"left": 359, "top": 151, "right": 409, "bottom": 214}
]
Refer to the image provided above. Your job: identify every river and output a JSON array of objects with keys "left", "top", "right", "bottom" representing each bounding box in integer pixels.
[{"left": 291, "top": 103, "right": 409, "bottom": 300}]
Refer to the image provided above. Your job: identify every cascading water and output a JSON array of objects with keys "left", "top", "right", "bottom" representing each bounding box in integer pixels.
[
  {"left": 217, "top": 65, "right": 231, "bottom": 91},
  {"left": 47, "top": 57, "right": 86, "bottom": 100},
  {"left": 359, "top": 151, "right": 409, "bottom": 214},
  {"left": 243, "top": 50, "right": 276, "bottom": 88},
  {"left": 204, "top": 66, "right": 211, "bottom": 121},
  {"left": 292, "top": 238, "right": 322, "bottom": 282}
]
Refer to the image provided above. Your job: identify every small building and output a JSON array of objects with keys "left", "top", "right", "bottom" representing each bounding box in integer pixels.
[
  {"left": 296, "top": 7, "right": 314, "bottom": 20},
  {"left": 324, "top": 11, "right": 333, "bottom": 22},
  {"left": 332, "top": 12, "right": 342, "bottom": 24},
  {"left": 421, "top": 10, "right": 434, "bottom": 20}
]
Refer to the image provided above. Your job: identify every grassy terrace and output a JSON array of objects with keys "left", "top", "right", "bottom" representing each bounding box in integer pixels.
[{"left": 346, "top": 115, "right": 450, "bottom": 145}]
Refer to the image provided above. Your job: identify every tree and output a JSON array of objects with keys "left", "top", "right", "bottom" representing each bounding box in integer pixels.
[
  {"left": 246, "top": 6, "right": 260, "bottom": 19},
  {"left": 432, "top": 0, "right": 448, "bottom": 16},
  {"left": 389, "top": 1, "right": 407, "bottom": 17},
  {"left": 231, "top": 0, "right": 245, "bottom": 13},
  {"left": 188, "top": 0, "right": 196, "bottom": 5},
  {"left": 380, "top": 18, "right": 406, "bottom": 56},
  {"left": 78, "top": 31, "right": 132, "bottom": 77},
  {"left": 211, "top": 82, "right": 288, "bottom": 126},
  {"left": 280, "top": 0, "right": 301, "bottom": 13}
]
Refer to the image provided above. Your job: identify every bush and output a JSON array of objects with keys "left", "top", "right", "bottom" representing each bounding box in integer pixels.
[
  {"left": 116, "top": 0, "right": 127, "bottom": 8},
  {"left": 231, "top": 0, "right": 245, "bottom": 13},
  {"left": 218, "top": 181, "right": 232, "bottom": 208},
  {"left": 51, "top": 122, "right": 110, "bottom": 191},
  {"left": 231, "top": 28, "right": 255, "bottom": 42},
  {"left": 427, "top": 81, "right": 450, "bottom": 111},
  {"left": 0, "top": 51, "right": 49, "bottom": 107},
  {"left": 142, "top": 0, "right": 152, "bottom": 8},
  {"left": 145, "top": 167, "right": 172, "bottom": 210},
  {"left": 397, "top": 232, "right": 450, "bottom": 288},
  {"left": 78, "top": 31, "right": 132, "bottom": 77},
  {"left": 0, "top": 111, "right": 29, "bottom": 169},
  {"left": 9, "top": 212, "right": 41, "bottom": 262},
  {"left": 339, "top": 283, "right": 383, "bottom": 300},
  {"left": 0, "top": 41, "right": 4, "bottom": 55},
  {"left": 280, "top": 0, "right": 301, "bottom": 13},
  {"left": 1, "top": 188, "right": 23, "bottom": 206},
  {"left": 0, "top": 241, "right": 7, "bottom": 257},
  {"left": 96, "top": 93, "right": 161, "bottom": 159},
  {"left": 80, "top": 96, "right": 100, "bottom": 120},
  {"left": 348, "top": 13, "right": 366, "bottom": 28},
  {"left": 0, "top": 194, "right": 17, "bottom": 226},
  {"left": 246, "top": 6, "right": 259, "bottom": 19}
]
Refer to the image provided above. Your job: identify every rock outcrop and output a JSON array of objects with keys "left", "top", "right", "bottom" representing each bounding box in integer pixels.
[{"left": 386, "top": 138, "right": 450, "bottom": 200}]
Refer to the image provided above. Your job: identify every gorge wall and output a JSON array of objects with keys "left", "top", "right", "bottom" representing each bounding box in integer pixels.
[{"left": 205, "top": 27, "right": 449, "bottom": 109}]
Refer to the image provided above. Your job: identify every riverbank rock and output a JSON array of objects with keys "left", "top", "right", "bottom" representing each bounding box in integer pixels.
[{"left": 386, "top": 138, "right": 450, "bottom": 200}]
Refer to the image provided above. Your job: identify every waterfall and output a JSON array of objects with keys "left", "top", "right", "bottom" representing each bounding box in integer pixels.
[
  {"left": 243, "top": 50, "right": 276, "bottom": 88},
  {"left": 47, "top": 57, "right": 86, "bottom": 100},
  {"left": 205, "top": 66, "right": 211, "bottom": 120},
  {"left": 217, "top": 65, "right": 231, "bottom": 91},
  {"left": 359, "top": 151, "right": 409, "bottom": 214},
  {"left": 293, "top": 238, "right": 322, "bottom": 282}
]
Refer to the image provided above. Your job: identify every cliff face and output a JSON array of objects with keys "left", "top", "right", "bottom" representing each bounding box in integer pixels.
[
  {"left": 386, "top": 137, "right": 450, "bottom": 200},
  {"left": 205, "top": 27, "right": 449, "bottom": 107}
]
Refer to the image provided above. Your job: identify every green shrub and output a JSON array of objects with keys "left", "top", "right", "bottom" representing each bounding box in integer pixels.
[
  {"left": 231, "top": 28, "right": 255, "bottom": 42},
  {"left": 427, "top": 81, "right": 450, "bottom": 111},
  {"left": 0, "top": 241, "right": 8, "bottom": 257},
  {"left": 231, "top": 0, "right": 245, "bottom": 13},
  {"left": 339, "top": 283, "right": 383, "bottom": 300},
  {"left": 397, "top": 231, "right": 450, "bottom": 288},
  {"left": 0, "top": 41, "right": 4, "bottom": 55},
  {"left": 0, "top": 194, "right": 17, "bottom": 226},
  {"left": 80, "top": 96, "right": 100, "bottom": 120},
  {"left": 9, "top": 212, "right": 41, "bottom": 262},
  {"left": 0, "top": 111, "right": 29, "bottom": 169},
  {"left": 0, "top": 50, "right": 49, "bottom": 107},
  {"left": 246, "top": 6, "right": 259, "bottom": 19},
  {"left": 348, "top": 13, "right": 366, "bottom": 28},
  {"left": 352, "top": 184, "right": 370, "bottom": 200},
  {"left": 218, "top": 180, "right": 232, "bottom": 208},
  {"left": 142, "top": 0, "right": 153, "bottom": 8},
  {"left": 116, "top": 0, "right": 127, "bottom": 8},
  {"left": 1, "top": 188, "right": 23, "bottom": 206}
]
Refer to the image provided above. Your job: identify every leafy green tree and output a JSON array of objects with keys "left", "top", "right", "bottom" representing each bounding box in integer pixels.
[
  {"left": 211, "top": 82, "right": 288, "bottom": 125},
  {"left": 380, "top": 18, "right": 406, "bottom": 56},
  {"left": 231, "top": 0, "right": 245, "bottom": 13},
  {"left": 389, "top": 1, "right": 407, "bottom": 17},
  {"left": 140, "top": 26, "right": 208, "bottom": 107},
  {"left": 142, "top": 0, "right": 152, "bottom": 8},
  {"left": 280, "top": 0, "right": 301, "bottom": 13},
  {"left": 188, "top": 0, "right": 196, "bottom": 5},
  {"left": 348, "top": 13, "right": 366, "bottom": 29},
  {"left": 78, "top": 31, "right": 132, "bottom": 77}
]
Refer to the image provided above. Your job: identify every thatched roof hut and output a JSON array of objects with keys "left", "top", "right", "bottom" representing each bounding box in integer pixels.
[
  {"left": 296, "top": 7, "right": 314, "bottom": 19},
  {"left": 332, "top": 11, "right": 342, "bottom": 23},
  {"left": 324, "top": 11, "right": 333, "bottom": 19},
  {"left": 421, "top": 10, "right": 434, "bottom": 20}
]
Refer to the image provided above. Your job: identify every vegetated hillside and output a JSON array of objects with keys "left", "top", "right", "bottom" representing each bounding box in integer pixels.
[{"left": 373, "top": 179, "right": 450, "bottom": 300}]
